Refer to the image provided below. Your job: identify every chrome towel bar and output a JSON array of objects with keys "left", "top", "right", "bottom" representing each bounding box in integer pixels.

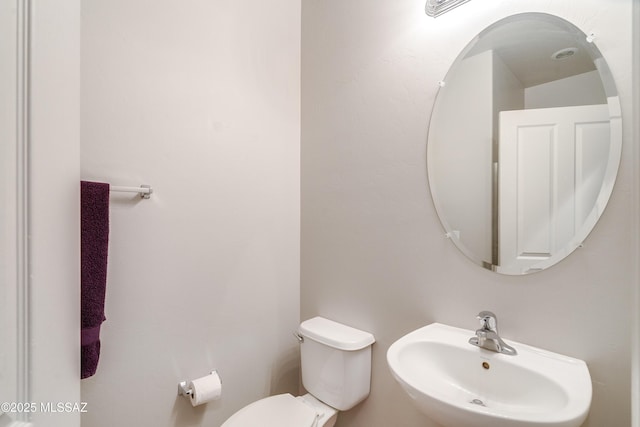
[{"left": 110, "top": 184, "right": 153, "bottom": 199}]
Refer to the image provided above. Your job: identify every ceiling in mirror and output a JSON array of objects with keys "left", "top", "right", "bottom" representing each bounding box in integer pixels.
[
  {"left": 467, "top": 19, "right": 598, "bottom": 87},
  {"left": 427, "top": 13, "right": 621, "bottom": 275}
]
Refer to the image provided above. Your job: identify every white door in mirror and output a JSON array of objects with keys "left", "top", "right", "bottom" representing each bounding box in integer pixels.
[{"left": 498, "top": 104, "right": 610, "bottom": 274}]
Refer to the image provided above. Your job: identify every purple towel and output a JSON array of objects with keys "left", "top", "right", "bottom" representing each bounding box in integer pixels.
[{"left": 81, "top": 181, "right": 110, "bottom": 379}]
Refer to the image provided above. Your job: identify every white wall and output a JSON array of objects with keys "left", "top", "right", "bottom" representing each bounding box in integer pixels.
[
  {"left": 30, "top": 1, "right": 82, "bottom": 426},
  {"left": 492, "top": 52, "right": 524, "bottom": 134},
  {"left": 0, "top": 2, "right": 81, "bottom": 425},
  {"left": 301, "top": 1, "right": 634, "bottom": 426},
  {"left": 525, "top": 70, "right": 607, "bottom": 109},
  {"left": 631, "top": 1, "right": 640, "bottom": 425},
  {"left": 428, "top": 50, "right": 493, "bottom": 262},
  {"left": 80, "top": 1, "right": 300, "bottom": 426},
  {"left": 0, "top": 0, "right": 18, "bottom": 408}
]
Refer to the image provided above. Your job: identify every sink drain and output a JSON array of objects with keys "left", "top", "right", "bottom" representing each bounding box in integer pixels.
[{"left": 470, "top": 398, "right": 486, "bottom": 407}]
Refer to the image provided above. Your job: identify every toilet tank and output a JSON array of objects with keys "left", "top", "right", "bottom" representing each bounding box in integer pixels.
[{"left": 298, "top": 317, "right": 375, "bottom": 411}]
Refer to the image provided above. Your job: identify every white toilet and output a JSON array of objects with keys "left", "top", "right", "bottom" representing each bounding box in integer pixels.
[{"left": 221, "top": 317, "right": 375, "bottom": 427}]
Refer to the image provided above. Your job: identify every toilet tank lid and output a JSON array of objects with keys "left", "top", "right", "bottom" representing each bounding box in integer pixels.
[{"left": 299, "top": 317, "right": 375, "bottom": 351}]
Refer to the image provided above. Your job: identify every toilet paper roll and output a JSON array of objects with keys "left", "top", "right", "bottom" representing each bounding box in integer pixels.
[{"left": 189, "top": 371, "right": 222, "bottom": 407}]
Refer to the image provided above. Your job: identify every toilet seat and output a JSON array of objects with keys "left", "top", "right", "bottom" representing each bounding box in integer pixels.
[{"left": 221, "top": 393, "right": 318, "bottom": 427}]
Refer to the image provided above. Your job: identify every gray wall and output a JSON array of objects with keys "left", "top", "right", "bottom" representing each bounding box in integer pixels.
[
  {"left": 301, "top": 1, "right": 634, "bottom": 426},
  {"left": 80, "top": 1, "right": 301, "bottom": 426},
  {"left": 30, "top": 2, "right": 82, "bottom": 426}
]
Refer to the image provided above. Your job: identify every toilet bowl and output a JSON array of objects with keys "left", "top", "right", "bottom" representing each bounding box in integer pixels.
[
  {"left": 221, "top": 317, "right": 375, "bottom": 427},
  {"left": 222, "top": 393, "right": 337, "bottom": 427}
]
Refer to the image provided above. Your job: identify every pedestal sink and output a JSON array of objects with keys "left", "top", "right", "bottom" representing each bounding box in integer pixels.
[{"left": 386, "top": 323, "right": 592, "bottom": 427}]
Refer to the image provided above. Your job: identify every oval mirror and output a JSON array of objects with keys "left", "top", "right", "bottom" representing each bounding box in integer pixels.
[{"left": 427, "top": 13, "right": 621, "bottom": 275}]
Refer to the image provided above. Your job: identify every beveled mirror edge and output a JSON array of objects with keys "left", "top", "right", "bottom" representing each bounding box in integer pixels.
[{"left": 426, "top": 12, "right": 623, "bottom": 275}]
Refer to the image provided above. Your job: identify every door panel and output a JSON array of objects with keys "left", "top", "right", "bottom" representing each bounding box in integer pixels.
[{"left": 499, "top": 104, "right": 610, "bottom": 274}]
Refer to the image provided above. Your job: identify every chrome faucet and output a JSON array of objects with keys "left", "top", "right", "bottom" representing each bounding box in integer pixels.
[{"left": 468, "top": 311, "right": 517, "bottom": 356}]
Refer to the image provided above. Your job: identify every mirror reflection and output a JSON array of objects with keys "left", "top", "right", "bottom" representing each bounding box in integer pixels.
[{"left": 427, "top": 13, "right": 621, "bottom": 275}]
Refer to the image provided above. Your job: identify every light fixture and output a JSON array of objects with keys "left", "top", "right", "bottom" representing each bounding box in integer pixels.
[
  {"left": 425, "top": 0, "right": 472, "bottom": 17},
  {"left": 551, "top": 47, "right": 578, "bottom": 60}
]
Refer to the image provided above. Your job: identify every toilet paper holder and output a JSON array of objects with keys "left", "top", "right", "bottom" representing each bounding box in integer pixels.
[{"left": 178, "top": 370, "right": 218, "bottom": 397}]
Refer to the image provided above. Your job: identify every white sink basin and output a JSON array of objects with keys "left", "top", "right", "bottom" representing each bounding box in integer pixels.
[{"left": 386, "top": 323, "right": 592, "bottom": 427}]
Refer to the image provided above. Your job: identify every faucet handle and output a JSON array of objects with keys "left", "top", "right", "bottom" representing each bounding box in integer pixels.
[{"left": 477, "top": 311, "right": 498, "bottom": 331}]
